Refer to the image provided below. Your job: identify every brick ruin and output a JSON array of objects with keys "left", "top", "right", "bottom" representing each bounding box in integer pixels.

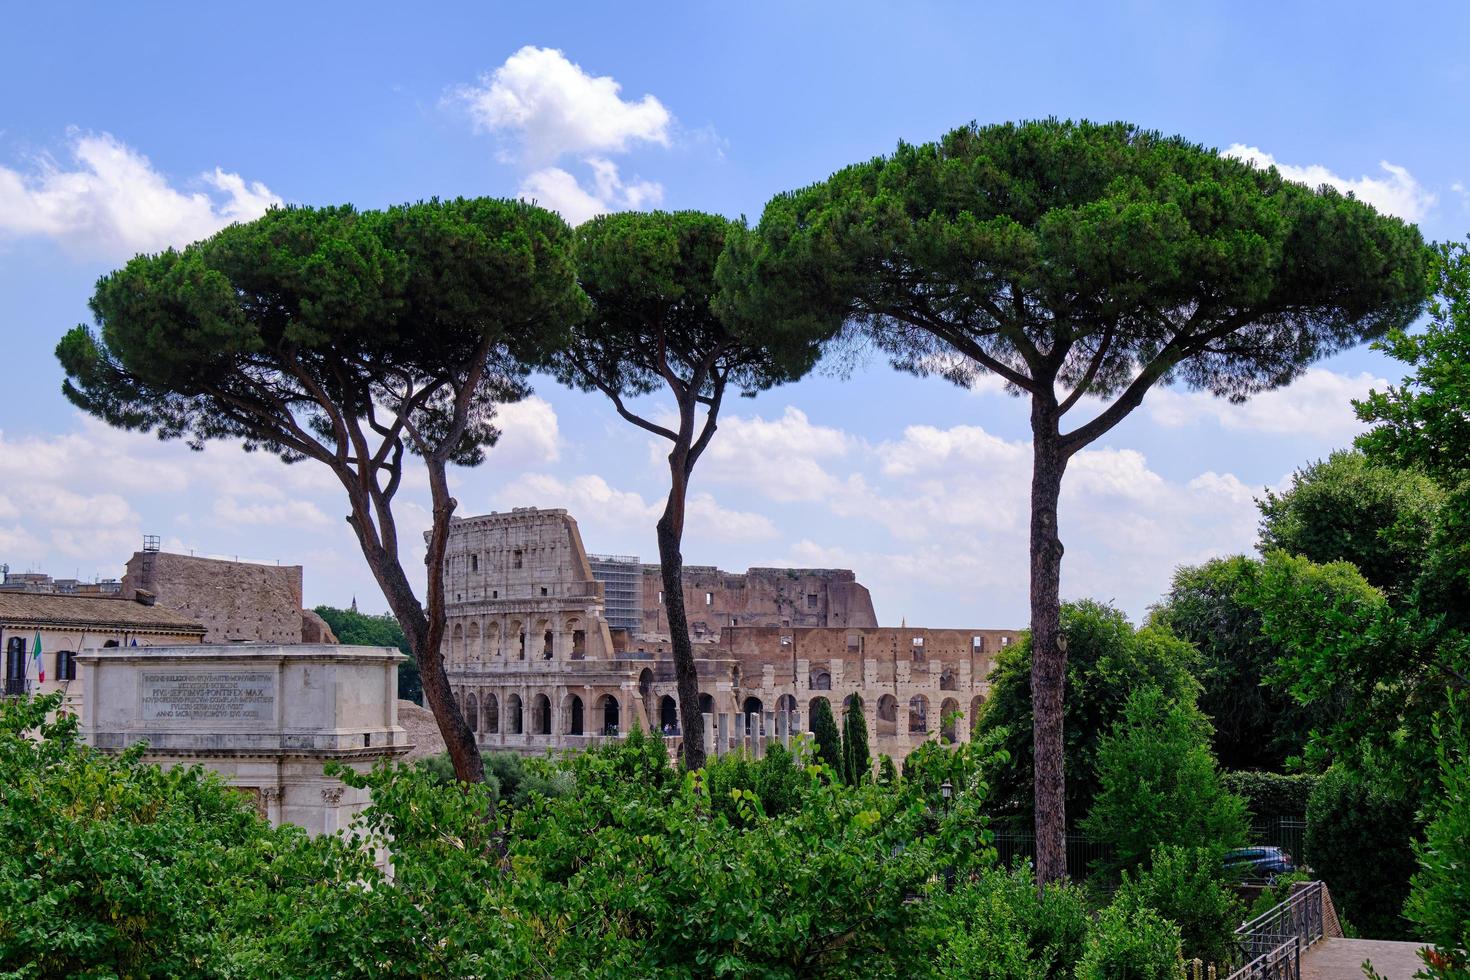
[{"left": 442, "top": 507, "right": 1017, "bottom": 769}]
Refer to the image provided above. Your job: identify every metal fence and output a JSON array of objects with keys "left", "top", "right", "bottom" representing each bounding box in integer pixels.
[
  {"left": 1251, "top": 817, "right": 1306, "bottom": 866},
  {"left": 1223, "top": 880, "right": 1327, "bottom": 980},
  {"left": 991, "top": 831, "right": 1113, "bottom": 880}
]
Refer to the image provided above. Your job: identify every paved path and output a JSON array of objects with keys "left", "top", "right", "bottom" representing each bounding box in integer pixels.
[{"left": 1301, "top": 938, "right": 1427, "bottom": 979}]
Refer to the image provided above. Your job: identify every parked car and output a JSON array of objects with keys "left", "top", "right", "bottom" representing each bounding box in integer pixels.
[{"left": 1224, "top": 846, "right": 1296, "bottom": 880}]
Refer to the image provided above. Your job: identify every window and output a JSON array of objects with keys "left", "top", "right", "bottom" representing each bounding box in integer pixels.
[
  {"left": 470, "top": 554, "right": 479, "bottom": 572},
  {"left": 513, "top": 549, "right": 523, "bottom": 569},
  {"left": 56, "top": 650, "right": 77, "bottom": 681},
  {"left": 492, "top": 590, "right": 498, "bottom": 599},
  {"left": 806, "top": 593, "right": 818, "bottom": 609},
  {"left": 704, "top": 592, "right": 713, "bottom": 606},
  {"left": 1001, "top": 635, "right": 1012, "bottom": 647},
  {"left": 541, "top": 587, "right": 548, "bottom": 597},
  {"left": 972, "top": 635, "right": 986, "bottom": 653},
  {"left": 657, "top": 591, "right": 663, "bottom": 604}
]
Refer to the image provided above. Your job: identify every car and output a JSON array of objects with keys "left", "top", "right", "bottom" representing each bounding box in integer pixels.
[{"left": 1223, "top": 846, "right": 1296, "bottom": 880}]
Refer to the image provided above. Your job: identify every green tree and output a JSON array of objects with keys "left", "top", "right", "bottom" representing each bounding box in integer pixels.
[
  {"left": 975, "top": 599, "right": 1200, "bottom": 822},
  {"left": 55, "top": 199, "right": 586, "bottom": 783},
  {"left": 809, "top": 696, "right": 844, "bottom": 776},
  {"left": 553, "top": 211, "right": 825, "bottom": 769},
  {"left": 1405, "top": 707, "right": 1470, "bottom": 978},
  {"left": 723, "top": 118, "right": 1428, "bottom": 880},
  {"left": 1258, "top": 450, "right": 1444, "bottom": 603},
  {"left": 1152, "top": 556, "right": 1337, "bottom": 770},
  {"left": 1074, "top": 902, "right": 1183, "bottom": 980},
  {"left": 1113, "top": 845, "right": 1242, "bottom": 966},
  {"left": 1304, "top": 764, "right": 1420, "bottom": 940},
  {"left": 1080, "top": 687, "right": 1248, "bottom": 878},
  {"left": 841, "top": 692, "right": 871, "bottom": 784},
  {"left": 314, "top": 603, "right": 421, "bottom": 703}
]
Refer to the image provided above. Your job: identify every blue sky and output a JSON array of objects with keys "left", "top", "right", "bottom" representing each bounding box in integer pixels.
[{"left": 2, "top": 2, "right": 1467, "bottom": 625}]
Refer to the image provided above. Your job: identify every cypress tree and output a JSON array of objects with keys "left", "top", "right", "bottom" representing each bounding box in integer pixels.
[
  {"left": 810, "top": 697, "right": 843, "bottom": 776},
  {"left": 842, "top": 693, "right": 872, "bottom": 784}
]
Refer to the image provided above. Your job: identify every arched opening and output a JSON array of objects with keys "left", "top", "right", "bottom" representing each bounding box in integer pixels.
[
  {"left": 939, "top": 665, "right": 957, "bottom": 691},
  {"left": 908, "top": 694, "right": 929, "bottom": 735},
  {"left": 451, "top": 623, "right": 464, "bottom": 665},
  {"left": 485, "top": 693, "right": 500, "bottom": 734},
  {"left": 533, "top": 693, "right": 552, "bottom": 735},
  {"left": 537, "top": 618, "right": 553, "bottom": 659},
  {"left": 970, "top": 694, "right": 985, "bottom": 736},
  {"left": 564, "top": 694, "right": 584, "bottom": 735},
  {"left": 807, "top": 696, "right": 830, "bottom": 733},
  {"left": 742, "top": 696, "right": 764, "bottom": 734},
  {"left": 567, "top": 617, "right": 586, "bottom": 659},
  {"left": 698, "top": 692, "right": 714, "bottom": 714},
  {"left": 487, "top": 621, "right": 501, "bottom": 657},
  {"left": 465, "top": 693, "right": 478, "bottom": 733},
  {"left": 509, "top": 619, "right": 524, "bottom": 661},
  {"left": 507, "top": 693, "right": 523, "bottom": 734},
  {"left": 596, "top": 694, "right": 620, "bottom": 736},
  {"left": 941, "top": 697, "right": 960, "bottom": 744},
  {"left": 876, "top": 694, "right": 898, "bottom": 737},
  {"left": 659, "top": 695, "right": 679, "bottom": 734},
  {"left": 776, "top": 694, "right": 798, "bottom": 733},
  {"left": 467, "top": 622, "right": 481, "bottom": 664},
  {"left": 809, "top": 667, "right": 832, "bottom": 690}
]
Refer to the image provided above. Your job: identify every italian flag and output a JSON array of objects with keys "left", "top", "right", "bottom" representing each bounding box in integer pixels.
[{"left": 32, "top": 632, "right": 43, "bottom": 684}]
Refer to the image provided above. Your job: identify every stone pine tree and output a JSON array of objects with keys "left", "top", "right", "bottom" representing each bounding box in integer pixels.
[
  {"left": 842, "top": 693, "right": 871, "bottom": 784},
  {"left": 55, "top": 200, "right": 586, "bottom": 784},
  {"left": 722, "top": 119, "right": 1428, "bottom": 882},
  {"left": 552, "top": 210, "right": 826, "bottom": 770},
  {"left": 809, "top": 697, "right": 844, "bottom": 775}
]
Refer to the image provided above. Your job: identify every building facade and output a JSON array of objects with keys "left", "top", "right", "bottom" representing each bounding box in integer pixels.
[
  {"left": 121, "top": 549, "right": 315, "bottom": 645},
  {"left": 442, "top": 507, "right": 1017, "bottom": 768}
]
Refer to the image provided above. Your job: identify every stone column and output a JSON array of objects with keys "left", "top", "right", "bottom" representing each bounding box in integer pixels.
[
  {"left": 716, "top": 713, "right": 729, "bottom": 757},
  {"left": 702, "top": 711, "right": 714, "bottom": 758},
  {"left": 262, "top": 786, "right": 284, "bottom": 827}
]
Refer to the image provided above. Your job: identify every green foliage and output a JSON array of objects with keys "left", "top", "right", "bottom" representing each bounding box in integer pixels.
[
  {"left": 0, "top": 693, "right": 302, "bottom": 977},
  {"left": 703, "top": 744, "right": 807, "bottom": 824},
  {"left": 878, "top": 754, "right": 898, "bottom": 786},
  {"left": 809, "top": 696, "right": 843, "bottom": 775},
  {"left": 923, "top": 865, "right": 1090, "bottom": 979},
  {"left": 315, "top": 603, "right": 421, "bottom": 704},
  {"left": 1220, "top": 770, "right": 1320, "bottom": 820},
  {"left": 1074, "top": 901, "right": 1183, "bottom": 980},
  {"left": 1304, "top": 764, "right": 1420, "bottom": 940},
  {"left": 841, "top": 692, "right": 871, "bottom": 784},
  {"left": 1113, "top": 845, "right": 1242, "bottom": 965},
  {"left": 977, "top": 600, "right": 1201, "bottom": 821},
  {"left": 1153, "top": 557, "right": 1337, "bottom": 770},
  {"left": 1406, "top": 708, "right": 1470, "bottom": 978},
  {"left": 1246, "top": 870, "right": 1312, "bottom": 920},
  {"left": 1080, "top": 687, "right": 1248, "bottom": 878},
  {"left": 1258, "top": 450, "right": 1444, "bottom": 602}
]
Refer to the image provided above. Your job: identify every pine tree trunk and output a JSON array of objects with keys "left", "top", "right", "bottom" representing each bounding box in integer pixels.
[
  {"left": 1030, "top": 404, "right": 1069, "bottom": 885},
  {"left": 658, "top": 471, "right": 707, "bottom": 771}
]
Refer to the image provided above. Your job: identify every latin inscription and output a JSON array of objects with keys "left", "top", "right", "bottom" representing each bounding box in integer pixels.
[{"left": 141, "top": 671, "right": 275, "bottom": 721}]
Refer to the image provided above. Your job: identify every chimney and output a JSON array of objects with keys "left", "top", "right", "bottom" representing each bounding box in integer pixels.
[{"left": 133, "top": 589, "right": 157, "bottom": 607}]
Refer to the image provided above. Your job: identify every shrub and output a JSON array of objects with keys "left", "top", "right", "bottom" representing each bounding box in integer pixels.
[
  {"left": 809, "top": 696, "right": 843, "bottom": 776},
  {"left": 1075, "top": 902, "right": 1182, "bottom": 980},
  {"left": 1221, "top": 770, "right": 1320, "bottom": 820},
  {"left": 878, "top": 754, "right": 898, "bottom": 786},
  {"left": 1114, "top": 846, "right": 1241, "bottom": 965},
  {"left": 926, "top": 865, "right": 1089, "bottom": 979},
  {"left": 1405, "top": 712, "right": 1470, "bottom": 977},
  {"left": 1304, "top": 764, "right": 1419, "bottom": 939},
  {"left": 1080, "top": 687, "right": 1248, "bottom": 878}
]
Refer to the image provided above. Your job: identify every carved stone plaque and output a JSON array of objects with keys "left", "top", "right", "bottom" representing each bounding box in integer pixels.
[{"left": 140, "top": 670, "right": 275, "bottom": 722}]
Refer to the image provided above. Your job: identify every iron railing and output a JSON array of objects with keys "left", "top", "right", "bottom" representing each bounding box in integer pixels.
[
  {"left": 1224, "top": 880, "right": 1327, "bottom": 980},
  {"left": 991, "top": 831, "right": 1114, "bottom": 880}
]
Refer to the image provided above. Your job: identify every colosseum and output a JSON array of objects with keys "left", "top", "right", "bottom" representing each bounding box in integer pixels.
[{"left": 441, "top": 507, "right": 1017, "bottom": 768}]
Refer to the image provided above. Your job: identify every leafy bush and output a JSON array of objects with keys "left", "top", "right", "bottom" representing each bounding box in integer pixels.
[
  {"left": 704, "top": 743, "right": 806, "bottom": 824},
  {"left": 925, "top": 865, "right": 1089, "bottom": 979},
  {"left": 1080, "top": 687, "right": 1248, "bottom": 878},
  {"left": 1074, "top": 901, "right": 1182, "bottom": 980},
  {"left": 1221, "top": 770, "right": 1320, "bottom": 820},
  {"left": 1304, "top": 764, "right": 1419, "bottom": 939},
  {"left": 1405, "top": 711, "right": 1470, "bottom": 977},
  {"left": 1114, "top": 846, "right": 1241, "bottom": 965}
]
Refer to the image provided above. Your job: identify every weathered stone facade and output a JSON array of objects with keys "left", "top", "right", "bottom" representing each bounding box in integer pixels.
[
  {"left": 121, "top": 551, "right": 309, "bottom": 645},
  {"left": 443, "top": 507, "right": 1017, "bottom": 769},
  {"left": 640, "top": 565, "right": 877, "bottom": 639}
]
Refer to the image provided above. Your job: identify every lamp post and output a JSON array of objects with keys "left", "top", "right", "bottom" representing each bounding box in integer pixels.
[{"left": 940, "top": 779, "right": 955, "bottom": 891}]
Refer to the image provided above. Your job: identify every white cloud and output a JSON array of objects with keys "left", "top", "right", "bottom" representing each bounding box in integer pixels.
[
  {"left": 1146, "top": 368, "right": 1385, "bottom": 442},
  {"left": 518, "top": 158, "right": 663, "bottom": 226},
  {"left": 695, "top": 407, "right": 855, "bottom": 503},
  {"left": 212, "top": 498, "right": 331, "bottom": 528},
  {"left": 493, "top": 396, "right": 562, "bottom": 465},
  {"left": 0, "top": 131, "right": 281, "bottom": 258},
  {"left": 1223, "top": 144, "right": 1434, "bottom": 222},
  {"left": 453, "top": 46, "right": 671, "bottom": 165}
]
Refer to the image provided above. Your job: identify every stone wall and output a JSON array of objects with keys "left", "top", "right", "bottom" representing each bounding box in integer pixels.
[
  {"left": 640, "top": 565, "right": 878, "bottom": 638},
  {"left": 122, "top": 552, "right": 305, "bottom": 645}
]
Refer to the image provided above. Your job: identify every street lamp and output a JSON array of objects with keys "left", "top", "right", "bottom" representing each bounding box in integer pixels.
[
  {"left": 939, "top": 779, "right": 955, "bottom": 892},
  {"left": 940, "top": 779, "right": 953, "bottom": 805}
]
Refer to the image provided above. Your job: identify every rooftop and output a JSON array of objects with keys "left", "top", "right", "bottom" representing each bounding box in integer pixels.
[{"left": 0, "top": 592, "right": 207, "bottom": 634}]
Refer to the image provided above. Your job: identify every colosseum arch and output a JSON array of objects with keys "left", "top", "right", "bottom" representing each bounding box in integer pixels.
[
  {"left": 970, "top": 694, "right": 984, "bottom": 731},
  {"left": 536, "top": 618, "right": 553, "bottom": 659},
  {"left": 908, "top": 694, "right": 929, "bottom": 735},
  {"left": 659, "top": 695, "right": 678, "bottom": 733},
  {"left": 464, "top": 693, "right": 478, "bottom": 733},
  {"left": 506, "top": 693, "right": 523, "bottom": 734},
  {"left": 876, "top": 694, "right": 898, "bottom": 737},
  {"left": 509, "top": 619, "right": 524, "bottom": 660},
  {"left": 809, "top": 665, "right": 832, "bottom": 690},
  {"left": 486, "top": 621, "right": 501, "bottom": 658},
  {"left": 485, "top": 693, "right": 500, "bottom": 734},
  {"left": 594, "top": 693, "right": 620, "bottom": 736},
  {"left": 467, "top": 622, "right": 481, "bottom": 665},
  {"left": 451, "top": 623, "right": 464, "bottom": 666},
  {"left": 532, "top": 693, "right": 552, "bottom": 735},
  {"left": 807, "top": 696, "right": 830, "bottom": 733},
  {"left": 566, "top": 616, "right": 586, "bottom": 659},
  {"left": 563, "top": 694, "right": 585, "bottom": 736},
  {"left": 939, "top": 665, "right": 957, "bottom": 691},
  {"left": 940, "top": 697, "right": 960, "bottom": 744},
  {"left": 698, "top": 692, "right": 714, "bottom": 714}
]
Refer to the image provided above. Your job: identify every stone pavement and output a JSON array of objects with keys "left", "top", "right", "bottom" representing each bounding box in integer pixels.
[{"left": 1301, "top": 938, "right": 1428, "bottom": 980}]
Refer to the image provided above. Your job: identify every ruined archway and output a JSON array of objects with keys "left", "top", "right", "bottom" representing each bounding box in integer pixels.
[
  {"left": 564, "top": 694, "right": 585, "bottom": 736},
  {"left": 464, "top": 693, "right": 478, "bottom": 733},
  {"left": 533, "top": 693, "right": 552, "bottom": 735},
  {"left": 595, "top": 693, "right": 620, "bottom": 736},
  {"left": 659, "top": 695, "right": 679, "bottom": 734},
  {"left": 485, "top": 693, "right": 500, "bottom": 734},
  {"left": 507, "top": 693, "right": 523, "bottom": 734},
  {"left": 876, "top": 694, "right": 898, "bottom": 737},
  {"left": 908, "top": 694, "right": 929, "bottom": 735},
  {"left": 940, "top": 697, "right": 960, "bottom": 744}
]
